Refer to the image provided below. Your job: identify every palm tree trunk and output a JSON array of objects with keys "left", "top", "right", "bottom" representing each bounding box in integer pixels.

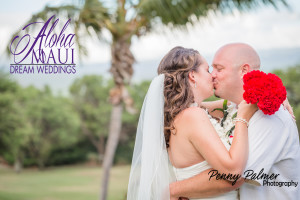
[
  {"left": 100, "top": 39, "right": 134, "bottom": 200},
  {"left": 98, "top": 136, "right": 105, "bottom": 163},
  {"left": 14, "top": 155, "right": 22, "bottom": 174},
  {"left": 100, "top": 103, "right": 123, "bottom": 200}
]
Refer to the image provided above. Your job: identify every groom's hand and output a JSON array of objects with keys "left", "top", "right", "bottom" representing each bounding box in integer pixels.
[
  {"left": 170, "top": 197, "right": 189, "bottom": 200},
  {"left": 283, "top": 98, "right": 295, "bottom": 120},
  {"left": 170, "top": 182, "right": 189, "bottom": 200}
]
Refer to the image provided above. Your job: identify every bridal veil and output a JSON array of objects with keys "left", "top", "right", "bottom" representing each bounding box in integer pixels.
[{"left": 127, "top": 74, "right": 175, "bottom": 200}]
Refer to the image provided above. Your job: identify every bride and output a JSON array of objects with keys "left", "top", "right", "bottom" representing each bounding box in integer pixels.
[{"left": 127, "top": 46, "right": 258, "bottom": 200}]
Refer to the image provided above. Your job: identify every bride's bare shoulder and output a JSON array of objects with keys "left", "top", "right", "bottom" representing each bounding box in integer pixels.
[
  {"left": 175, "top": 107, "right": 212, "bottom": 136},
  {"left": 178, "top": 107, "right": 209, "bottom": 122}
]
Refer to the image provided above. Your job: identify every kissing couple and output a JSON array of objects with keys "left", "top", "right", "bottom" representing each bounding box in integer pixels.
[{"left": 127, "top": 43, "right": 300, "bottom": 200}]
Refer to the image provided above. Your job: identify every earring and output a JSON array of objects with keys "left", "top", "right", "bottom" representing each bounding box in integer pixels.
[{"left": 194, "top": 82, "right": 197, "bottom": 88}]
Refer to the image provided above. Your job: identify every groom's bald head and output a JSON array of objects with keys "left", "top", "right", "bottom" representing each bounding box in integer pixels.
[
  {"left": 212, "top": 43, "right": 261, "bottom": 104},
  {"left": 215, "top": 43, "right": 261, "bottom": 70}
]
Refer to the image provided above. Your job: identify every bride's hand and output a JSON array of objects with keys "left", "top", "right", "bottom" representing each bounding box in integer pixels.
[{"left": 237, "top": 100, "right": 258, "bottom": 122}]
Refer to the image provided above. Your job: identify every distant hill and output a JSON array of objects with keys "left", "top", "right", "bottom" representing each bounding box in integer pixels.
[
  {"left": 2, "top": 47, "right": 300, "bottom": 95},
  {"left": 132, "top": 47, "right": 300, "bottom": 81}
]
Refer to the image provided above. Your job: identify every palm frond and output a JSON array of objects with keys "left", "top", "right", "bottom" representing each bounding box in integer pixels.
[
  {"left": 19, "top": 5, "right": 80, "bottom": 32},
  {"left": 138, "top": 0, "right": 288, "bottom": 29},
  {"left": 78, "top": 0, "right": 110, "bottom": 34}
]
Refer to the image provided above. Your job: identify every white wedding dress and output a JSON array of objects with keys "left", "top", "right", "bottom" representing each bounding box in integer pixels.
[
  {"left": 172, "top": 160, "right": 238, "bottom": 200},
  {"left": 172, "top": 109, "right": 238, "bottom": 200}
]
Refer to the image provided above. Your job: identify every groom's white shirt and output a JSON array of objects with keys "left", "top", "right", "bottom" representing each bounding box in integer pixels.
[{"left": 240, "top": 105, "right": 300, "bottom": 200}]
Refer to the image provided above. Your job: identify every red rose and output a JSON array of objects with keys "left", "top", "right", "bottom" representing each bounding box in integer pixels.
[{"left": 243, "top": 70, "right": 286, "bottom": 115}]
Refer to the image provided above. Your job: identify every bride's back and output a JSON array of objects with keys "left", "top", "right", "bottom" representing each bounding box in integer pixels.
[{"left": 168, "top": 107, "right": 207, "bottom": 169}]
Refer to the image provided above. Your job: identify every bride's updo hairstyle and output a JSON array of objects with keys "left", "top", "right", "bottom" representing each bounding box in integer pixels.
[{"left": 157, "top": 46, "right": 202, "bottom": 148}]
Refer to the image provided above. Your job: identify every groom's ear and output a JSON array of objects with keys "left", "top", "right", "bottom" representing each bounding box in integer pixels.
[{"left": 240, "top": 64, "right": 250, "bottom": 78}]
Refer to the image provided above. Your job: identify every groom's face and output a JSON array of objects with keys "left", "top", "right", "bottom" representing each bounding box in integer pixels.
[{"left": 211, "top": 50, "right": 243, "bottom": 101}]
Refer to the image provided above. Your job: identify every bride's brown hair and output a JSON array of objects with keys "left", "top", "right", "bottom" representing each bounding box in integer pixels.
[{"left": 157, "top": 46, "right": 202, "bottom": 148}]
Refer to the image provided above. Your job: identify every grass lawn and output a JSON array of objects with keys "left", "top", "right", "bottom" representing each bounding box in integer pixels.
[{"left": 0, "top": 164, "right": 131, "bottom": 200}]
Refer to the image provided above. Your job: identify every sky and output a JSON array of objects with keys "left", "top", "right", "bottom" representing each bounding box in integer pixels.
[{"left": 0, "top": 0, "right": 300, "bottom": 94}]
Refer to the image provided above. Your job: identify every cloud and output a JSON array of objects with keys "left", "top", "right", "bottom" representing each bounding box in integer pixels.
[
  {"left": 1, "top": 0, "right": 299, "bottom": 65},
  {"left": 131, "top": 0, "right": 300, "bottom": 61}
]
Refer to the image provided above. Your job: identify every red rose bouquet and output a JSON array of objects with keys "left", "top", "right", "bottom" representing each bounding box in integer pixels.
[{"left": 243, "top": 70, "right": 287, "bottom": 115}]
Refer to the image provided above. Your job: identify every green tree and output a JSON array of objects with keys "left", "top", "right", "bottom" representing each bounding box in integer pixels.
[
  {"left": 7, "top": 0, "right": 287, "bottom": 198},
  {"left": 1, "top": 83, "right": 81, "bottom": 171},
  {"left": 0, "top": 71, "right": 18, "bottom": 140},
  {"left": 0, "top": 72, "right": 28, "bottom": 173},
  {"left": 273, "top": 64, "right": 300, "bottom": 131},
  {"left": 23, "top": 86, "right": 80, "bottom": 169},
  {"left": 0, "top": 72, "right": 19, "bottom": 139},
  {"left": 115, "top": 80, "right": 151, "bottom": 163},
  {"left": 70, "top": 75, "right": 112, "bottom": 162}
]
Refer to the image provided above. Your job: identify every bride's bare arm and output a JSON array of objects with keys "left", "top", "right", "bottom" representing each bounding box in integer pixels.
[
  {"left": 184, "top": 101, "right": 257, "bottom": 176},
  {"left": 169, "top": 103, "right": 253, "bottom": 199},
  {"left": 184, "top": 109, "right": 246, "bottom": 175},
  {"left": 168, "top": 101, "right": 256, "bottom": 199}
]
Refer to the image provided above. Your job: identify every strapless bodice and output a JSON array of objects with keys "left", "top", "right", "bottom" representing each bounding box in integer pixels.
[
  {"left": 173, "top": 161, "right": 211, "bottom": 181},
  {"left": 173, "top": 161, "right": 238, "bottom": 200}
]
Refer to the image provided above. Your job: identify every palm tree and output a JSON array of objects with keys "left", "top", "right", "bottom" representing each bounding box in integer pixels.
[{"left": 7, "top": 0, "right": 287, "bottom": 199}]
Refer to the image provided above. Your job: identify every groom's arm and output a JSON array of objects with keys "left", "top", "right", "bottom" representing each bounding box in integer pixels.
[
  {"left": 201, "top": 100, "right": 224, "bottom": 119},
  {"left": 170, "top": 168, "right": 244, "bottom": 199}
]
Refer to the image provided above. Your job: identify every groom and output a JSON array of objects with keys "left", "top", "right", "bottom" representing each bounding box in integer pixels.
[{"left": 170, "top": 43, "right": 300, "bottom": 199}]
